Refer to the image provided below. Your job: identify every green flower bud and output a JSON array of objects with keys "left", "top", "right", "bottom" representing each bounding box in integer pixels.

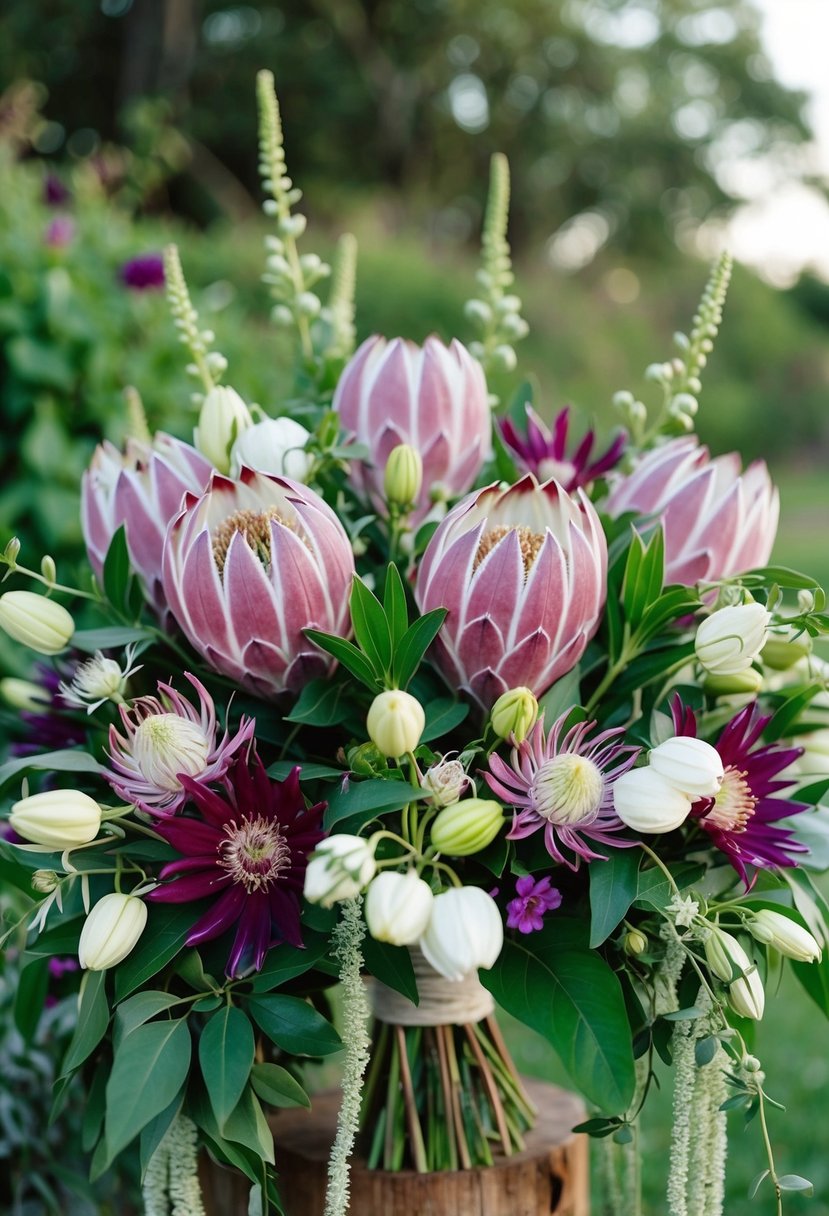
[
  {"left": 347, "top": 742, "right": 385, "bottom": 776},
  {"left": 32, "top": 870, "right": 60, "bottom": 894},
  {"left": 0, "top": 591, "right": 74, "bottom": 655},
  {"left": 367, "top": 690, "right": 425, "bottom": 757},
  {"left": 0, "top": 678, "right": 51, "bottom": 713},
  {"left": 431, "top": 797, "right": 504, "bottom": 856},
  {"left": 702, "top": 669, "right": 764, "bottom": 697},
  {"left": 761, "top": 630, "right": 812, "bottom": 671},
  {"left": 490, "top": 687, "right": 538, "bottom": 743},
  {"left": 194, "top": 385, "right": 254, "bottom": 474},
  {"left": 384, "top": 444, "right": 423, "bottom": 508},
  {"left": 623, "top": 929, "right": 647, "bottom": 956}
]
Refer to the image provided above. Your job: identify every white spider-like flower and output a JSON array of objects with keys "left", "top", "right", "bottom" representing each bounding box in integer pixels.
[
  {"left": 59, "top": 645, "right": 142, "bottom": 713},
  {"left": 666, "top": 893, "right": 700, "bottom": 929}
]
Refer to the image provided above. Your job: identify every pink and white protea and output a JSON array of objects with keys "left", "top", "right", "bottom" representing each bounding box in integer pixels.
[
  {"left": 162, "top": 468, "right": 355, "bottom": 699},
  {"left": 82, "top": 433, "right": 213, "bottom": 614},
  {"left": 105, "top": 673, "right": 254, "bottom": 816},
  {"left": 415, "top": 476, "right": 607, "bottom": 708},
  {"left": 485, "top": 713, "right": 641, "bottom": 869},
  {"left": 605, "top": 438, "right": 779, "bottom": 586},
  {"left": 333, "top": 335, "right": 491, "bottom": 523}
]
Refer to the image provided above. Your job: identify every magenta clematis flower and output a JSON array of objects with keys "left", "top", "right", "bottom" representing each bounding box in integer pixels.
[
  {"left": 333, "top": 335, "right": 491, "bottom": 523},
  {"left": 120, "top": 252, "right": 165, "bottom": 290},
  {"left": 415, "top": 476, "right": 607, "bottom": 709},
  {"left": 162, "top": 468, "right": 355, "bottom": 699},
  {"left": 105, "top": 673, "right": 254, "bottom": 816},
  {"left": 486, "top": 713, "right": 640, "bottom": 869},
  {"left": 499, "top": 406, "right": 626, "bottom": 491},
  {"left": 605, "top": 438, "right": 778, "bottom": 586},
  {"left": 146, "top": 755, "right": 325, "bottom": 976},
  {"left": 45, "top": 216, "right": 75, "bottom": 248},
  {"left": 671, "top": 697, "right": 808, "bottom": 886},
  {"left": 506, "top": 875, "right": 562, "bottom": 933},
  {"left": 82, "top": 433, "right": 213, "bottom": 617}
]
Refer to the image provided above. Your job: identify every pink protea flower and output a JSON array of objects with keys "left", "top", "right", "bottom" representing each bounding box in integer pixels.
[
  {"left": 485, "top": 713, "right": 640, "bottom": 869},
  {"left": 415, "top": 476, "right": 608, "bottom": 708},
  {"left": 332, "top": 334, "right": 491, "bottom": 523},
  {"left": 605, "top": 438, "right": 779, "bottom": 586},
  {"left": 105, "top": 673, "right": 254, "bottom": 816},
  {"left": 162, "top": 468, "right": 355, "bottom": 699},
  {"left": 146, "top": 755, "right": 325, "bottom": 976},
  {"left": 82, "top": 433, "right": 213, "bottom": 615},
  {"left": 499, "top": 405, "right": 626, "bottom": 491}
]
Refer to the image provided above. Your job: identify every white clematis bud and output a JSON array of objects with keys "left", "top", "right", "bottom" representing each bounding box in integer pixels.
[
  {"left": 612, "top": 765, "right": 693, "bottom": 834},
  {"left": 79, "top": 893, "right": 148, "bottom": 971},
  {"left": 0, "top": 591, "right": 74, "bottom": 655},
  {"left": 194, "top": 385, "right": 254, "bottom": 474},
  {"left": 695, "top": 602, "right": 770, "bottom": 676},
  {"left": 10, "top": 789, "right": 102, "bottom": 848},
  {"left": 747, "top": 909, "right": 822, "bottom": 963},
  {"left": 230, "top": 417, "right": 313, "bottom": 482},
  {"left": 366, "top": 690, "right": 425, "bottom": 757},
  {"left": 303, "top": 834, "right": 377, "bottom": 907},
  {"left": 365, "top": 870, "right": 434, "bottom": 946},
  {"left": 649, "top": 736, "right": 724, "bottom": 799},
  {"left": 418, "top": 887, "right": 504, "bottom": 981}
]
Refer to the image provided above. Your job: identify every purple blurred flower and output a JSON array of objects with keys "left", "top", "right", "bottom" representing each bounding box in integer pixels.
[
  {"left": 605, "top": 438, "right": 779, "bottom": 586},
  {"left": 120, "top": 252, "right": 165, "bottom": 291},
  {"left": 486, "top": 712, "right": 640, "bottom": 869},
  {"left": 162, "top": 468, "right": 355, "bottom": 699},
  {"left": 82, "top": 433, "right": 213, "bottom": 617},
  {"left": 500, "top": 406, "right": 626, "bottom": 491},
  {"left": 415, "top": 475, "right": 607, "bottom": 709},
  {"left": 48, "top": 957, "right": 80, "bottom": 980},
  {"left": 333, "top": 335, "right": 491, "bottom": 524},
  {"left": 105, "top": 673, "right": 254, "bottom": 816},
  {"left": 146, "top": 755, "right": 325, "bottom": 977},
  {"left": 10, "top": 664, "right": 86, "bottom": 759},
  {"left": 672, "top": 697, "right": 808, "bottom": 887},
  {"left": 43, "top": 173, "right": 70, "bottom": 206},
  {"left": 45, "top": 216, "right": 75, "bottom": 248},
  {"left": 506, "top": 875, "right": 562, "bottom": 934}
]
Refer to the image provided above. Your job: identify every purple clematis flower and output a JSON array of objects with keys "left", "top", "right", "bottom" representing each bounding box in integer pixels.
[
  {"left": 499, "top": 406, "right": 626, "bottom": 491},
  {"left": 146, "top": 755, "right": 326, "bottom": 976},
  {"left": 671, "top": 696, "right": 808, "bottom": 887},
  {"left": 486, "top": 712, "right": 640, "bottom": 869},
  {"left": 506, "top": 875, "right": 562, "bottom": 933},
  {"left": 120, "top": 252, "right": 165, "bottom": 291}
]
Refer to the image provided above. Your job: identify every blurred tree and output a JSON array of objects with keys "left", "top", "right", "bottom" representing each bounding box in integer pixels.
[{"left": 0, "top": 0, "right": 816, "bottom": 257}]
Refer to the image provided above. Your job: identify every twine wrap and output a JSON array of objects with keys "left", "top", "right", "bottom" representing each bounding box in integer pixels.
[{"left": 369, "top": 949, "right": 494, "bottom": 1026}]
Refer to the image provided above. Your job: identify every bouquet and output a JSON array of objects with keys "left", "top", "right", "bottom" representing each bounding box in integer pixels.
[{"left": 2, "top": 72, "right": 829, "bottom": 1216}]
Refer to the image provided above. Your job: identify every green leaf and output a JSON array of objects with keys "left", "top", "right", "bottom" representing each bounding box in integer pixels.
[
  {"left": 103, "top": 525, "right": 132, "bottom": 615},
  {"left": 766, "top": 682, "right": 825, "bottom": 742},
  {"left": 638, "top": 587, "right": 701, "bottom": 640},
  {"left": 383, "top": 563, "right": 409, "bottom": 648},
  {"left": 246, "top": 995, "right": 342, "bottom": 1056},
  {"left": 777, "top": 1175, "right": 814, "bottom": 1194},
  {"left": 304, "top": 628, "right": 380, "bottom": 690},
  {"left": 748, "top": 1168, "right": 770, "bottom": 1198},
  {"left": 13, "top": 957, "right": 49, "bottom": 1043},
  {"left": 791, "top": 950, "right": 829, "bottom": 1018},
  {"left": 361, "top": 935, "right": 418, "bottom": 1003},
  {"left": 174, "top": 948, "right": 220, "bottom": 993},
  {"left": 481, "top": 933, "right": 635, "bottom": 1113},
  {"left": 72, "top": 626, "right": 153, "bottom": 653},
  {"left": 250, "top": 1062, "right": 311, "bottom": 1110},
  {"left": 114, "top": 903, "right": 195, "bottom": 1001},
  {"left": 114, "top": 990, "right": 183, "bottom": 1043},
  {"left": 538, "top": 666, "right": 582, "bottom": 723},
  {"left": 82, "top": 1067, "right": 108, "bottom": 1154},
  {"left": 285, "top": 679, "right": 354, "bottom": 727},
  {"left": 0, "top": 748, "right": 105, "bottom": 790},
  {"left": 250, "top": 934, "right": 330, "bottom": 992},
  {"left": 61, "top": 969, "right": 109, "bottom": 1074},
  {"left": 267, "top": 761, "right": 344, "bottom": 781},
  {"left": 200, "top": 1006, "right": 255, "bottom": 1131},
  {"left": 139, "top": 1091, "right": 185, "bottom": 1179},
  {"left": 222, "top": 1086, "right": 275, "bottom": 1164},
  {"left": 588, "top": 848, "right": 641, "bottom": 947},
  {"left": 350, "top": 576, "right": 392, "bottom": 676},
  {"left": 324, "top": 778, "right": 423, "bottom": 831},
  {"left": 104, "top": 1019, "right": 192, "bottom": 1159},
  {"left": 695, "top": 1036, "right": 718, "bottom": 1066},
  {"left": 634, "top": 862, "right": 705, "bottom": 912},
  {"left": 421, "top": 697, "right": 469, "bottom": 743},
  {"left": 392, "top": 609, "right": 447, "bottom": 690}
]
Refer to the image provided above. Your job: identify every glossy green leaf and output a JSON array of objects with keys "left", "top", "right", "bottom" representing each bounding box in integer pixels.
[
  {"left": 361, "top": 936, "right": 418, "bottom": 1003},
  {"left": 250, "top": 1062, "right": 310, "bottom": 1109},
  {"left": 250, "top": 933, "right": 330, "bottom": 992},
  {"left": 285, "top": 678, "right": 354, "bottom": 727},
  {"left": 104, "top": 1019, "right": 192, "bottom": 1159},
  {"left": 0, "top": 748, "right": 105, "bottom": 790},
  {"left": 383, "top": 563, "right": 409, "bottom": 647},
  {"left": 139, "top": 1090, "right": 185, "bottom": 1179},
  {"left": 200, "top": 1006, "right": 255, "bottom": 1130},
  {"left": 324, "top": 778, "right": 422, "bottom": 830},
  {"left": 13, "top": 957, "right": 49, "bottom": 1044},
  {"left": 114, "top": 903, "right": 196, "bottom": 1001},
  {"left": 421, "top": 697, "right": 469, "bottom": 743},
  {"left": 246, "top": 994, "right": 342, "bottom": 1056},
  {"left": 103, "top": 525, "right": 132, "bottom": 615},
  {"left": 222, "top": 1086, "right": 275, "bottom": 1164},
  {"left": 304, "top": 628, "right": 380, "bottom": 690},
  {"left": 60, "top": 969, "right": 109, "bottom": 1074},
  {"left": 392, "top": 609, "right": 447, "bottom": 690},
  {"left": 588, "top": 848, "right": 641, "bottom": 947},
  {"left": 350, "top": 575, "right": 392, "bottom": 676},
  {"left": 72, "top": 626, "right": 153, "bottom": 653},
  {"left": 114, "top": 990, "right": 183, "bottom": 1043}
]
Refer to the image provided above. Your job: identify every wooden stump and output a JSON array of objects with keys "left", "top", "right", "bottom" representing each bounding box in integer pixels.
[{"left": 202, "top": 1079, "right": 589, "bottom": 1216}]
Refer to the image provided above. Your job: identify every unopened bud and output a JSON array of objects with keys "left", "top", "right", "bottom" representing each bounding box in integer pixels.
[
  {"left": 79, "top": 893, "right": 148, "bottom": 971},
  {"left": 10, "top": 789, "right": 102, "bottom": 849},
  {"left": 702, "top": 668, "right": 764, "bottom": 697},
  {"left": 367, "top": 690, "right": 425, "bottom": 757},
  {"left": 0, "top": 591, "right": 75, "bottom": 655},
  {"left": 194, "top": 385, "right": 254, "bottom": 474},
  {"left": 490, "top": 687, "right": 538, "bottom": 743},
  {"left": 0, "top": 678, "right": 51, "bottom": 713},
  {"left": 32, "top": 870, "right": 60, "bottom": 894},
  {"left": 384, "top": 444, "right": 423, "bottom": 509},
  {"left": 624, "top": 929, "right": 647, "bottom": 956},
  {"left": 40, "top": 556, "right": 57, "bottom": 584},
  {"left": 695, "top": 603, "right": 770, "bottom": 677},
  {"left": 430, "top": 797, "right": 504, "bottom": 857},
  {"left": 365, "top": 870, "right": 434, "bottom": 945},
  {"left": 762, "top": 628, "right": 812, "bottom": 671},
  {"left": 303, "top": 835, "right": 377, "bottom": 907},
  {"left": 747, "top": 909, "right": 821, "bottom": 963}
]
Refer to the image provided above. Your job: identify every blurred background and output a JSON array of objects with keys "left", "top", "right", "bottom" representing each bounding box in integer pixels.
[{"left": 0, "top": 1, "right": 828, "bottom": 1212}]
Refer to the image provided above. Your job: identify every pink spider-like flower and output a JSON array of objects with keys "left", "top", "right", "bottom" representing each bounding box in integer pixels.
[
  {"left": 499, "top": 405, "right": 626, "bottom": 491},
  {"left": 104, "top": 673, "right": 254, "bottom": 816},
  {"left": 415, "top": 476, "right": 607, "bottom": 709},
  {"left": 333, "top": 334, "right": 491, "bottom": 523},
  {"left": 486, "top": 713, "right": 640, "bottom": 869},
  {"left": 604, "top": 438, "right": 779, "bottom": 586}
]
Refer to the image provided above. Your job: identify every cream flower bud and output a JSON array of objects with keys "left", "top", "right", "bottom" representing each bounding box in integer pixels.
[
  {"left": 0, "top": 678, "right": 52, "bottom": 713},
  {"left": 430, "top": 798, "right": 504, "bottom": 857},
  {"left": 418, "top": 887, "right": 504, "bottom": 981},
  {"left": 303, "top": 834, "right": 377, "bottom": 907},
  {"left": 366, "top": 690, "right": 425, "bottom": 757},
  {"left": 0, "top": 591, "right": 74, "bottom": 655},
  {"left": 31, "top": 870, "right": 60, "bottom": 894},
  {"left": 230, "top": 417, "right": 313, "bottom": 482},
  {"left": 695, "top": 603, "right": 770, "bottom": 676},
  {"left": 703, "top": 927, "right": 739, "bottom": 982},
  {"left": 384, "top": 444, "right": 423, "bottom": 508},
  {"left": 649, "top": 736, "right": 724, "bottom": 799},
  {"left": 78, "top": 893, "right": 148, "bottom": 971},
  {"left": 761, "top": 627, "right": 812, "bottom": 671},
  {"left": 702, "top": 669, "right": 764, "bottom": 697},
  {"left": 194, "top": 385, "right": 254, "bottom": 474},
  {"left": 365, "top": 870, "right": 434, "bottom": 945},
  {"left": 490, "top": 687, "right": 539, "bottom": 743},
  {"left": 705, "top": 929, "right": 765, "bottom": 1019},
  {"left": 747, "top": 909, "right": 822, "bottom": 963},
  {"left": 624, "top": 929, "right": 647, "bottom": 956},
  {"left": 10, "top": 789, "right": 102, "bottom": 848},
  {"left": 421, "top": 758, "right": 471, "bottom": 807},
  {"left": 612, "top": 765, "right": 693, "bottom": 834}
]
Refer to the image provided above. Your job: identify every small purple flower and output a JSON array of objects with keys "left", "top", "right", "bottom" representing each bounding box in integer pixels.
[
  {"left": 43, "top": 173, "right": 71, "bottom": 207},
  {"left": 45, "top": 216, "right": 75, "bottom": 249},
  {"left": 499, "top": 406, "right": 626, "bottom": 492},
  {"left": 48, "top": 957, "right": 80, "bottom": 980},
  {"left": 506, "top": 875, "right": 562, "bottom": 933},
  {"left": 119, "top": 253, "right": 165, "bottom": 291}
]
